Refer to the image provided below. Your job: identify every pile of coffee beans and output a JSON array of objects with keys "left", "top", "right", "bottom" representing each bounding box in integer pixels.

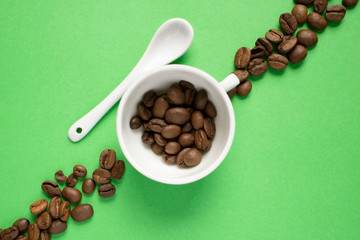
[
  {"left": 130, "top": 80, "right": 217, "bottom": 168},
  {"left": 227, "top": 0, "right": 357, "bottom": 99},
  {"left": 0, "top": 149, "right": 125, "bottom": 240}
]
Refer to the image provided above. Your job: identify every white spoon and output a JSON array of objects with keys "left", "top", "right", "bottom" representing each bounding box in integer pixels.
[{"left": 68, "top": 18, "right": 194, "bottom": 142}]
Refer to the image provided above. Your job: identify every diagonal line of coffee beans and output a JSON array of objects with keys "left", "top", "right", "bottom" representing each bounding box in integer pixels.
[
  {"left": 227, "top": 0, "right": 358, "bottom": 99},
  {"left": 0, "top": 149, "right": 125, "bottom": 240}
]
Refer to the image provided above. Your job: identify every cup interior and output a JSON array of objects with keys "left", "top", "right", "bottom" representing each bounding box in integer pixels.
[{"left": 117, "top": 64, "right": 235, "bottom": 184}]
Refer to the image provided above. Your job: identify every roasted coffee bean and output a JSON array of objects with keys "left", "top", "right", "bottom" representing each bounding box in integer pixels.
[
  {"left": 307, "top": 12, "right": 328, "bottom": 30},
  {"left": 152, "top": 95, "right": 169, "bottom": 118},
  {"left": 137, "top": 103, "right": 152, "bottom": 121},
  {"left": 176, "top": 148, "right": 191, "bottom": 168},
  {"left": 179, "top": 80, "right": 195, "bottom": 90},
  {"left": 142, "top": 90, "right": 157, "bottom": 107},
  {"left": 71, "top": 204, "right": 94, "bottom": 222},
  {"left": 292, "top": 4, "right": 308, "bottom": 25},
  {"left": 54, "top": 170, "right": 66, "bottom": 184},
  {"left": 191, "top": 111, "right": 204, "bottom": 130},
  {"left": 148, "top": 118, "right": 167, "bottom": 133},
  {"left": 279, "top": 13, "right": 298, "bottom": 35},
  {"left": 204, "top": 101, "right": 217, "bottom": 118},
  {"left": 248, "top": 58, "right": 268, "bottom": 76},
  {"left": 227, "top": 87, "right": 237, "bottom": 99},
  {"left": 204, "top": 118, "right": 216, "bottom": 139},
  {"left": 232, "top": 69, "right": 249, "bottom": 84},
  {"left": 289, "top": 45, "right": 308, "bottom": 64},
  {"left": 236, "top": 80, "right": 252, "bottom": 97},
  {"left": 265, "top": 29, "right": 284, "bottom": 44},
  {"left": 28, "top": 223, "right": 40, "bottom": 240},
  {"left": 36, "top": 211, "right": 52, "bottom": 230},
  {"left": 30, "top": 199, "right": 48, "bottom": 215},
  {"left": 48, "top": 220, "right": 67, "bottom": 235},
  {"left": 250, "top": 46, "right": 266, "bottom": 59},
  {"left": 99, "top": 149, "right": 116, "bottom": 169},
  {"left": 13, "top": 218, "right": 29, "bottom": 233},
  {"left": 142, "top": 122, "right": 151, "bottom": 131},
  {"left": 167, "top": 83, "right": 185, "bottom": 105},
  {"left": 82, "top": 178, "right": 95, "bottom": 194},
  {"left": 162, "top": 152, "right": 177, "bottom": 164},
  {"left": 111, "top": 160, "right": 125, "bottom": 180},
  {"left": 255, "top": 38, "right": 273, "bottom": 55},
  {"left": 98, "top": 183, "right": 116, "bottom": 198},
  {"left": 296, "top": 29, "right": 318, "bottom": 48},
  {"left": 165, "top": 142, "right": 181, "bottom": 155},
  {"left": 62, "top": 187, "right": 82, "bottom": 204},
  {"left": 314, "top": 0, "right": 328, "bottom": 14},
  {"left": 59, "top": 201, "right": 70, "bottom": 222},
  {"left": 16, "top": 235, "right": 29, "bottom": 240},
  {"left": 184, "top": 148, "right": 202, "bottom": 167},
  {"left": 194, "top": 130, "right": 211, "bottom": 151},
  {"left": 1, "top": 226, "right": 19, "bottom": 240},
  {"left": 73, "top": 164, "right": 87, "bottom": 178},
  {"left": 154, "top": 133, "right": 167, "bottom": 146},
  {"left": 278, "top": 36, "right": 298, "bottom": 53},
  {"left": 234, "top": 47, "right": 251, "bottom": 69},
  {"left": 268, "top": 54, "right": 289, "bottom": 70},
  {"left": 92, "top": 168, "right": 111, "bottom": 184},
  {"left": 161, "top": 124, "right": 181, "bottom": 139},
  {"left": 165, "top": 107, "right": 191, "bottom": 125},
  {"left": 66, "top": 173, "right": 77, "bottom": 187},
  {"left": 181, "top": 122, "right": 193, "bottom": 133},
  {"left": 325, "top": 5, "right": 346, "bottom": 22},
  {"left": 141, "top": 131, "right": 155, "bottom": 145},
  {"left": 193, "top": 90, "right": 208, "bottom": 110},
  {"left": 151, "top": 143, "right": 164, "bottom": 155},
  {"left": 40, "top": 230, "right": 50, "bottom": 240},
  {"left": 129, "top": 115, "right": 142, "bottom": 129},
  {"left": 49, "top": 196, "right": 62, "bottom": 219},
  {"left": 184, "top": 88, "right": 196, "bottom": 106},
  {"left": 41, "top": 180, "right": 61, "bottom": 197},
  {"left": 294, "top": 0, "right": 314, "bottom": 5},
  {"left": 342, "top": 0, "right": 358, "bottom": 7},
  {"left": 178, "top": 133, "right": 195, "bottom": 147}
]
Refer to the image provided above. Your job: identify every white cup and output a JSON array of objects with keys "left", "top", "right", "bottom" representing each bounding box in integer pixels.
[{"left": 116, "top": 64, "right": 239, "bottom": 184}]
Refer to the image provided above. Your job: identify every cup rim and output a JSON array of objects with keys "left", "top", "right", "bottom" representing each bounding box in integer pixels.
[{"left": 116, "top": 64, "right": 235, "bottom": 184}]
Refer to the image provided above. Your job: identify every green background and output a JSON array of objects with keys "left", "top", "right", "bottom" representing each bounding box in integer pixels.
[{"left": 1, "top": 0, "right": 359, "bottom": 239}]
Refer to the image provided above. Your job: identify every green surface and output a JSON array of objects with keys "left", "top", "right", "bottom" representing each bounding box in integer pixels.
[{"left": 1, "top": 0, "right": 359, "bottom": 239}]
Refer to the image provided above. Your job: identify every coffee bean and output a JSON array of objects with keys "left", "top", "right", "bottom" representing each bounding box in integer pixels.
[
  {"left": 71, "top": 204, "right": 94, "bottom": 222},
  {"left": 279, "top": 13, "right": 298, "bottom": 35},
  {"left": 17, "top": 235, "right": 29, "bottom": 240},
  {"left": 325, "top": 5, "right": 346, "bottom": 22},
  {"left": 184, "top": 88, "right": 196, "bottom": 106},
  {"left": 227, "top": 87, "right": 237, "bottom": 99},
  {"left": 36, "top": 211, "right": 52, "bottom": 230},
  {"left": 342, "top": 0, "right": 358, "bottom": 7},
  {"left": 265, "top": 29, "right": 284, "bottom": 44},
  {"left": 66, "top": 173, "right": 78, "bottom": 187},
  {"left": 111, "top": 160, "right": 125, "bottom": 180},
  {"left": 49, "top": 196, "right": 62, "bottom": 219},
  {"left": 194, "top": 130, "right": 211, "bottom": 151},
  {"left": 142, "top": 122, "right": 151, "bottom": 131},
  {"left": 153, "top": 133, "right": 167, "bottom": 146},
  {"left": 179, "top": 80, "right": 195, "bottom": 90},
  {"left": 204, "top": 118, "right": 216, "bottom": 139},
  {"left": 176, "top": 148, "right": 191, "bottom": 168},
  {"left": 62, "top": 187, "right": 82, "bottom": 204},
  {"left": 289, "top": 45, "right": 308, "bottom": 64},
  {"left": 278, "top": 36, "right": 298, "bottom": 53},
  {"left": 54, "top": 170, "right": 66, "bottom": 184},
  {"left": 30, "top": 199, "right": 48, "bottom": 215},
  {"left": 191, "top": 111, "right": 204, "bottom": 130},
  {"left": 193, "top": 90, "right": 208, "bottom": 110},
  {"left": 255, "top": 38, "right": 273, "bottom": 56},
  {"left": 152, "top": 95, "right": 169, "bottom": 118},
  {"left": 141, "top": 131, "right": 155, "bottom": 145},
  {"left": 314, "top": 0, "right": 328, "bottom": 14},
  {"left": 204, "top": 101, "right": 217, "bottom": 119},
  {"left": 181, "top": 122, "right": 193, "bottom": 133},
  {"left": 268, "top": 54, "right": 289, "bottom": 70},
  {"left": 1, "top": 226, "right": 19, "bottom": 240},
  {"left": 73, "top": 164, "right": 87, "bottom": 178},
  {"left": 99, "top": 149, "right": 116, "bottom": 169},
  {"left": 92, "top": 168, "right": 111, "bottom": 184},
  {"left": 129, "top": 115, "right": 142, "bottom": 129},
  {"left": 142, "top": 90, "right": 157, "bottom": 107},
  {"left": 162, "top": 152, "right": 177, "bottom": 164},
  {"left": 13, "top": 218, "right": 29, "bottom": 233},
  {"left": 165, "top": 142, "right": 181, "bottom": 155},
  {"left": 178, "top": 133, "right": 194, "bottom": 147},
  {"left": 234, "top": 47, "right": 251, "bottom": 69},
  {"left": 296, "top": 29, "right": 318, "bottom": 48},
  {"left": 164, "top": 107, "right": 191, "bottom": 125},
  {"left": 250, "top": 46, "right": 266, "bottom": 59},
  {"left": 248, "top": 58, "right": 268, "bottom": 76},
  {"left": 294, "top": 0, "right": 314, "bottom": 5},
  {"left": 59, "top": 201, "right": 70, "bottom": 222},
  {"left": 236, "top": 80, "right": 252, "bottom": 97},
  {"left": 40, "top": 230, "right": 50, "bottom": 240},
  {"left": 292, "top": 4, "right": 308, "bottom": 25},
  {"left": 184, "top": 148, "right": 202, "bottom": 167},
  {"left": 167, "top": 83, "right": 185, "bottom": 105},
  {"left": 148, "top": 118, "right": 167, "bottom": 133},
  {"left": 98, "top": 183, "right": 116, "bottom": 198},
  {"left": 82, "top": 178, "right": 95, "bottom": 194},
  {"left": 48, "top": 220, "right": 67, "bottom": 235},
  {"left": 151, "top": 143, "right": 164, "bottom": 155},
  {"left": 41, "top": 180, "right": 61, "bottom": 197},
  {"left": 232, "top": 69, "right": 249, "bottom": 84},
  {"left": 28, "top": 223, "right": 40, "bottom": 240},
  {"left": 307, "top": 12, "right": 328, "bottom": 30},
  {"left": 161, "top": 124, "right": 181, "bottom": 139},
  {"left": 137, "top": 103, "right": 152, "bottom": 121}
]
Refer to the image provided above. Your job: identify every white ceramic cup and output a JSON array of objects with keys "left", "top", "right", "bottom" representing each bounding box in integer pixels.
[{"left": 116, "top": 64, "right": 239, "bottom": 185}]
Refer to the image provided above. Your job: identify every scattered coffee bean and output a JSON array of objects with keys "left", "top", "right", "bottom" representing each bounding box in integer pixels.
[
  {"left": 227, "top": 87, "right": 237, "bottom": 99},
  {"left": 255, "top": 38, "right": 273, "bottom": 55},
  {"left": 183, "top": 148, "right": 202, "bottom": 167},
  {"left": 151, "top": 143, "right": 164, "bottom": 155},
  {"left": 248, "top": 58, "right": 268, "bottom": 76},
  {"left": 342, "top": 0, "right": 358, "bottom": 7},
  {"left": 234, "top": 47, "right": 251, "bottom": 69},
  {"left": 162, "top": 152, "right": 177, "bottom": 164},
  {"left": 289, "top": 45, "right": 308, "bottom": 64},
  {"left": 71, "top": 204, "right": 94, "bottom": 222},
  {"left": 111, "top": 160, "right": 125, "bottom": 180},
  {"left": 314, "top": 0, "right": 328, "bottom": 14},
  {"left": 204, "top": 118, "right": 216, "bottom": 139},
  {"left": 30, "top": 199, "right": 48, "bottom": 215},
  {"left": 1, "top": 226, "right": 19, "bottom": 240},
  {"left": 49, "top": 196, "right": 62, "bottom": 219},
  {"left": 265, "top": 29, "right": 284, "bottom": 44},
  {"left": 296, "top": 29, "right": 318, "bottom": 48},
  {"left": 250, "top": 45, "right": 266, "bottom": 59},
  {"left": 92, "top": 168, "right": 111, "bottom": 184},
  {"left": 54, "top": 170, "right": 66, "bottom": 184},
  {"left": 137, "top": 103, "right": 152, "bottom": 121},
  {"left": 28, "top": 223, "right": 40, "bottom": 240},
  {"left": 73, "top": 164, "right": 87, "bottom": 178},
  {"left": 152, "top": 95, "right": 169, "bottom": 118},
  {"left": 325, "top": 5, "right": 346, "bottom": 22},
  {"left": 165, "top": 107, "right": 191, "bottom": 125},
  {"left": 294, "top": 0, "right": 314, "bottom": 5},
  {"left": 278, "top": 36, "right": 298, "bottom": 53},
  {"left": 279, "top": 13, "right": 298, "bottom": 34},
  {"left": 36, "top": 211, "right": 52, "bottom": 230},
  {"left": 40, "top": 230, "right": 51, "bottom": 240},
  {"left": 66, "top": 173, "right": 78, "bottom": 187},
  {"left": 41, "top": 180, "right": 61, "bottom": 197},
  {"left": 268, "top": 54, "right": 289, "bottom": 70},
  {"left": 292, "top": 4, "right": 308, "bottom": 25},
  {"left": 141, "top": 131, "right": 155, "bottom": 145},
  {"left": 98, "top": 183, "right": 116, "bottom": 198},
  {"left": 176, "top": 148, "right": 191, "bottom": 168},
  {"left": 165, "top": 142, "right": 182, "bottom": 155},
  {"left": 59, "top": 201, "right": 71, "bottom": 222},
  {"left": 82, "top": 178, "right": 95, "bottom": 194},
  {"left": 193, "top": 90, "right": 208, "bottom": 110},
  {"left": 194, "top": 130, "right": 211, "bottom": 151},
  {"left": 48, "top": 220, "right": 67, "bottom": 235},
  {"left": 129, "top": 115, "right": 142, "bottom": 129},
  {"left": 142, "top": 90, "right": 157, "bottom": 107},
  {"left": 178, "top": 133, "right": 195, "bottom": 147},
  {"left": 204, "top": 101, "right": 217, "bottom": 119},
  {"left": 167, "top": 83, "right": 185, "bottom": 105},
  {"left": 307, "top": 12, "right": 328, "bottom": 30},
  {"left": 13, "top": 218, "right": 29, "bottom": 233},
  {"left": 17, "top": 235, "right": 29, "bottom": 240},
  {"left": 62, "top": 187, "right": 82, "bottom": 204},
  {"left": 236, "top": 80, "right": 252, "bottom": 97},
  {"left": 99, "top": 149, "right": 116, "bottom": 170}
]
